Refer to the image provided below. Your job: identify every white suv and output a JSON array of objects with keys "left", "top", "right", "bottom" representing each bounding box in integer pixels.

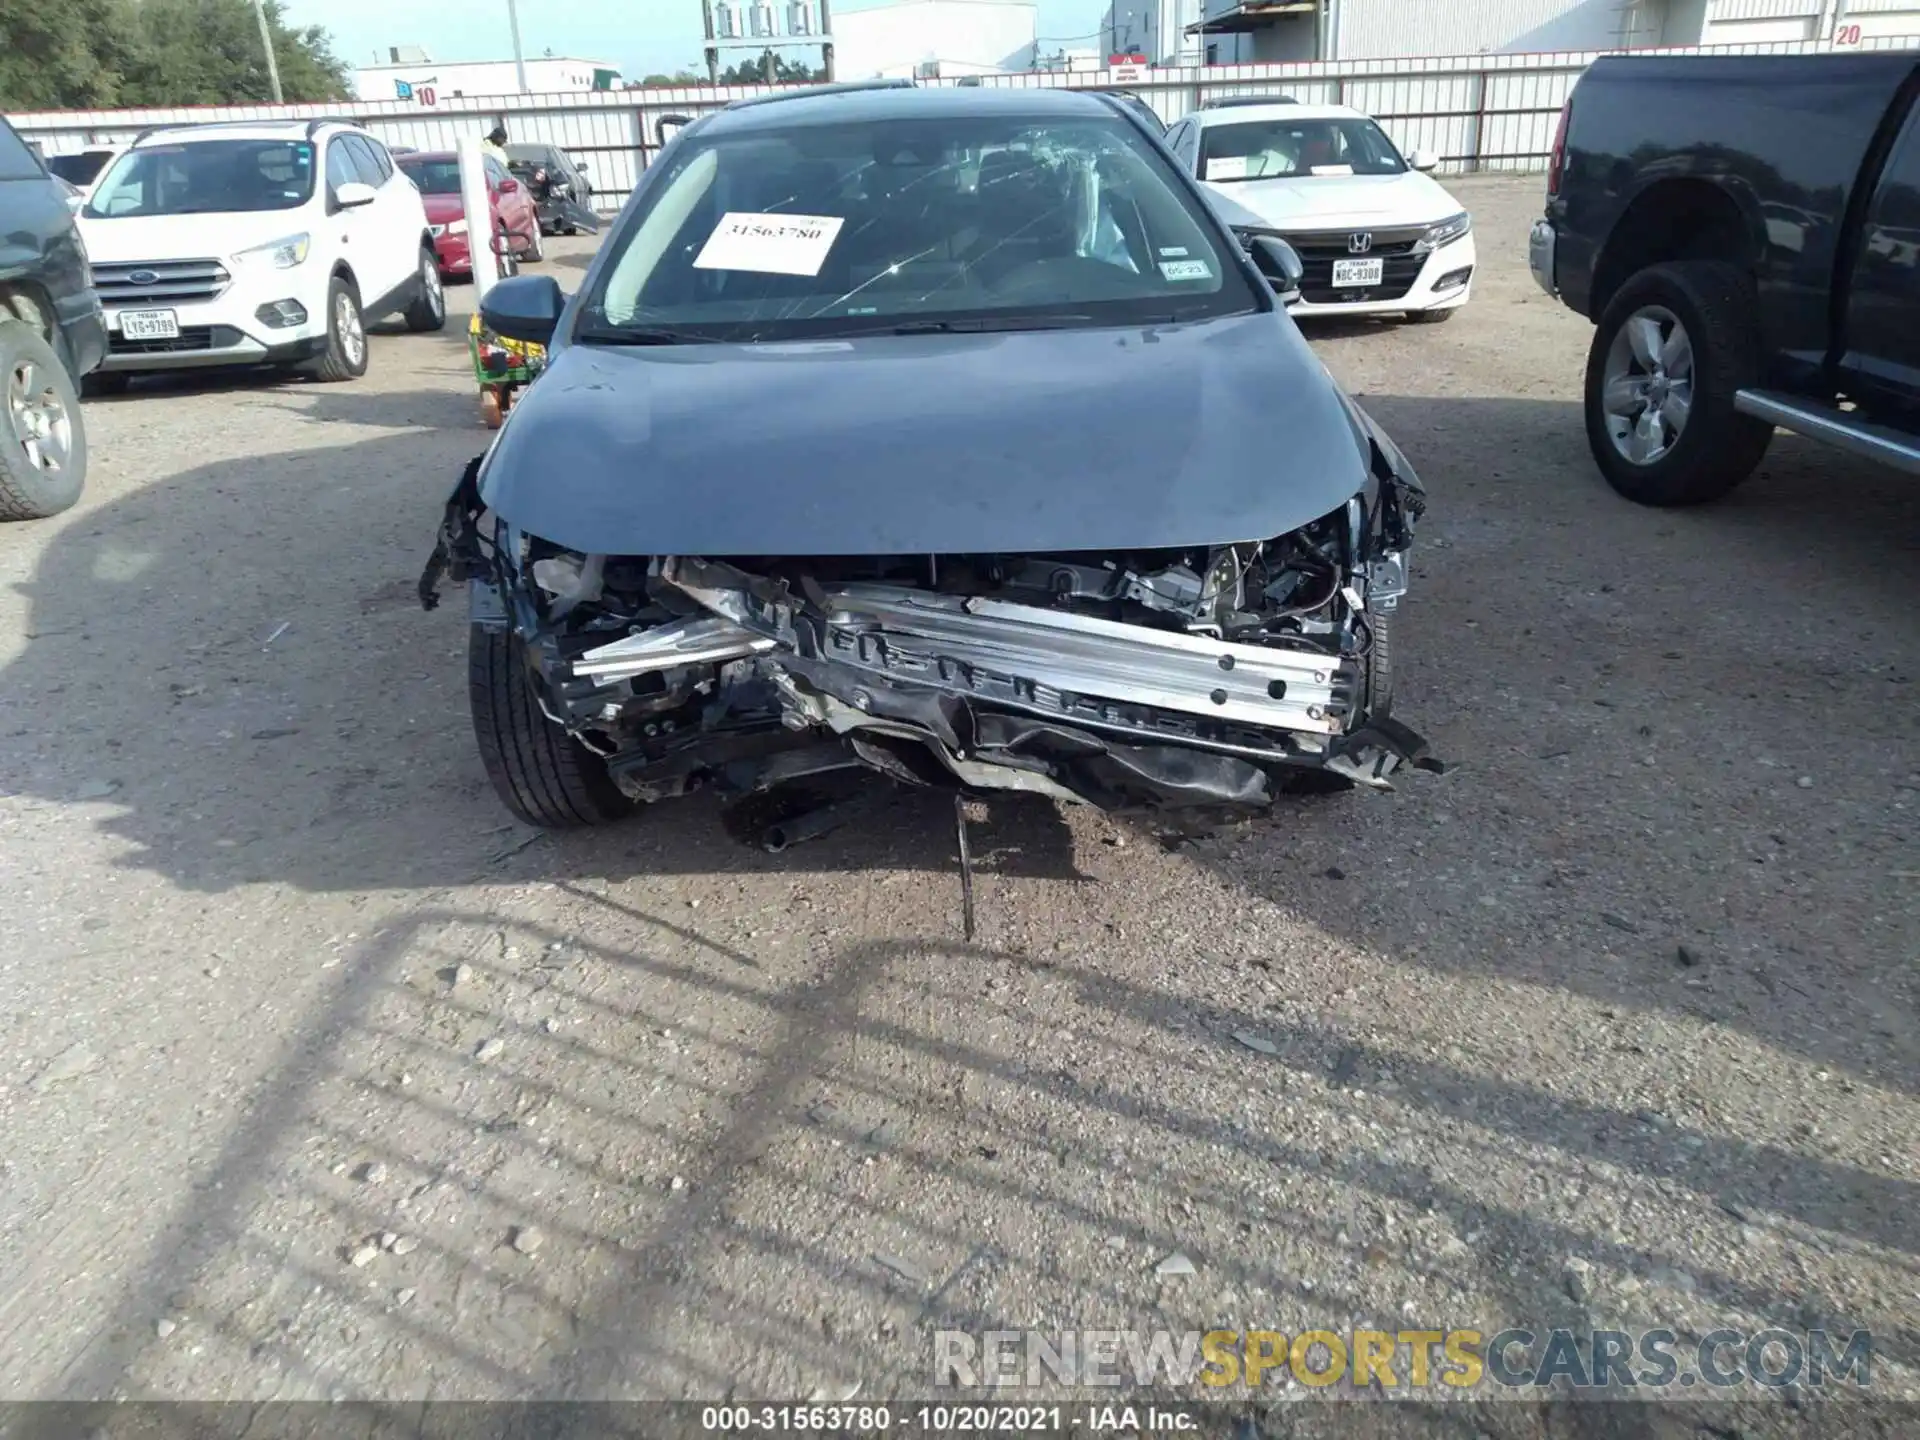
[
  {"left": 77, "top": 120, "right": 445, "bottom": 387},
  {"left": 1161, "top": 100, "right": 1475, "bottom": 322}
]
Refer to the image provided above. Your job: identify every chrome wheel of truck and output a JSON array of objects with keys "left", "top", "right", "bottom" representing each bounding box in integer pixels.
[
  {"left": 1601, "top": 305, "right": 1693, "bottom": 465},
  {"left": 1583, "top": 262, "right": 1772, "bottom": 506}
]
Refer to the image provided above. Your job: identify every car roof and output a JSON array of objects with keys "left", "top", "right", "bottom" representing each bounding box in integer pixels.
[
  {"left": 398, "top": 150, "right": 457, "bottom": 161},
  {"left": 700, "top": 82, "right": 1124, "bottom": 138},
  {"left": 1193, "top": 101, "right": 1363, "bottom": 125},
  {"left": 130, "top": 119, "right": 363, "bottom": 148}
]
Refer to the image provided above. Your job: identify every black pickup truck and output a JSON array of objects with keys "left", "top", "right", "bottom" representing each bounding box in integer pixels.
[
  {"left": 1530, "top": 51, "right": 1920, "bottom": 505},
  {"left": 1, "top": 115, "right": 105, "bottom": 520}
]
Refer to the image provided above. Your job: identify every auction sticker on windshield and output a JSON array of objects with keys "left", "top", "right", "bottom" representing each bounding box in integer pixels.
[
  {"left": 694, "top": 212, "right": 846, "bottom": 276},
  {"left": 1204, "top": 156, "right": 1250, "bottom": 182},
  {"left": 1159, "top": 260, "right": 1213, "bottom": 282}
]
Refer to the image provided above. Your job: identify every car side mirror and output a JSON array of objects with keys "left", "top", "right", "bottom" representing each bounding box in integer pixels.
[
  {"left": 1248, "top": 234, "right": 1303, "bottom": 306},
  {"left": 333, "top": 180, "right": 377, "bottom": 210},
  {"left": 480, "top": 273, "right": 567, "bottom": 345},
  {"left": 499, "top": 176, "right": 520, "bottom": 194},
  {"left": 658, "top": 114, "right": 692, "bottom": 144},
  {"left": 1409, "top": 148, "right": 1439, "bottom": 172}
]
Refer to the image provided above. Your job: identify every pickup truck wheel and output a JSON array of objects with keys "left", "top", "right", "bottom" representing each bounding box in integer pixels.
[
  {"left": 1584, "top": 261, "right": 1771, "bottom": 505},
  {"left": 468, "top": 624, "right": 635, "bottom": 828},
  {"left": 0, "top": 318, "right": 87, "bottom": 521}
]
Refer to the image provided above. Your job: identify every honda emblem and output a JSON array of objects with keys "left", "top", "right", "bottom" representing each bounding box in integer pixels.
[{"left": 1347, "top": 232, "right": 1373, "bottom": 255}]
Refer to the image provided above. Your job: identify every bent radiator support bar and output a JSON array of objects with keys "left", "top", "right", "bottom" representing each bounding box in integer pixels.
[{"left": 820, "top": 587, "right": 1350, "bottom": 733}]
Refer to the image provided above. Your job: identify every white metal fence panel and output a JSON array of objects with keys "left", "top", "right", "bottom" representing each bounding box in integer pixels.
[{"left": 10, "top": 31, "right": 1915, "bottom": 210}]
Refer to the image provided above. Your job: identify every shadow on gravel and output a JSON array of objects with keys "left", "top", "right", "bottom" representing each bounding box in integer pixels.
[{"left": 5, "top": 392, "right": 1916, "bottom": 1409}]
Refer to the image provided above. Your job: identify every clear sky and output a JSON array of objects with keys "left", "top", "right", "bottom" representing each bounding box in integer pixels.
[{"left": 282, "top": 0, "right": 1115, "bottom": 79}]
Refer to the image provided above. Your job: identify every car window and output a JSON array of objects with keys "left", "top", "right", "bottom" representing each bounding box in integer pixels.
[
  {"left": 0, "top": 118, "right": 47, "bottom": 181},
  {"left": 326, "top": 138, "right": 360, "bottom": 193},
  {"left": 398, "top": 156, "right": 462, "bottom": 195},
  {"left": 340, "top": 135, "right": 385, "bottom": 186},
  {"left": 589, "top": 112, "right": 1260, "bottom": 343},
  {"left": 1198, "top": 116, "right": 1407, "bottom": 181},
  {"left": 1164, "top": 121, "right": 1194, "bottom": 169},
  {"left": 356, "top": 136, "right": 395, "bottom": 183},
  {"left": 47, "top": 151, "right": 113, "bottom": 187},
  {"left": 87, "top": 139, "right": 316, "bottom": 217}
]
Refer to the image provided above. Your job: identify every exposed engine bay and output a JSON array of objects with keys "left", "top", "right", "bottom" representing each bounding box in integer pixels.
[{"left": 421, "top": 454, "right": 1434, "bottom": 813}]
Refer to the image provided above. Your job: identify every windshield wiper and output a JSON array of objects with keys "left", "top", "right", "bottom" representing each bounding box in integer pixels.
[
  {"left": 577, "top": 326, "right": 722, "bottom": 346},
  {"left": 813, "top": 314, "right": 1098, "bottom": 338}
]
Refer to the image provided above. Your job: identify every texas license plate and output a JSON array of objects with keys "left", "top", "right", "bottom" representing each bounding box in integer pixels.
[
  {"left": 118, "top": 309, "right": 179, "bottom": 340},
  {"left": 1331, "top": 258, "right": 1384, "bottom": 287}
]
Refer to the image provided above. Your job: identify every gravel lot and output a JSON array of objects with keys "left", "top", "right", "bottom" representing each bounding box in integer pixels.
[{"left": 0, "top": 177, "right": 1915, "bottom": 1431}]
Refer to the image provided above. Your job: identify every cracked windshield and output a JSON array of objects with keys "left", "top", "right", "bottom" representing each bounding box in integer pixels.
[{"left": 589, "top": 114, "right": 1260, "bottom": 339}]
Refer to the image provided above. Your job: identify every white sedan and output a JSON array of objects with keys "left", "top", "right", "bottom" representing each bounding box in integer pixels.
[{"left": 1161, "top": 100, "right": 1475, "bottom": 321}]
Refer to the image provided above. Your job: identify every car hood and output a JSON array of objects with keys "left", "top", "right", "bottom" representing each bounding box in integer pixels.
[
  {"left": 76, "top": 210, "right": 315, "bottom": 264},
  {"left": 480, "top": 310, "right": 1373, "bottom": 557},
  {"left": 1203, "top": 170, "right": 1459, "bottom": 229}
]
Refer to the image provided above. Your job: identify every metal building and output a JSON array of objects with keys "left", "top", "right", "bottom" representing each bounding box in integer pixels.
[
  {"left": 1106, "top": 0, "right": 1916, "bottom": 65},
  {"left": 352, "top": 54, "right": 621, "bottom": 102},
  {"left": 832, "top": 0, "right": 1039, "bottom": 79}
]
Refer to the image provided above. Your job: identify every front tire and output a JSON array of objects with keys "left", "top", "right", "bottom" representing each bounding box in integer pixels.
[
  {"left": 0, "top": 318, "right": 86, "bottom": 521},
  {"left": 1584, "top": 260, "right": 1772, "bottom": 506},
  {"left": 403, "top": 247, "right": 447, "bottom": 332},
  {"left": 468, "top": 624, "right": 634, "bottom": 828},
  {"left": 302, "top": 275, "right": 369, "bottom": 382}
]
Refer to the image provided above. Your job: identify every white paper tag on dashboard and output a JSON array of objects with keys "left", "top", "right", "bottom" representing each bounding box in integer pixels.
[
  {"left": 1159, "top": 259, "right": 1213, "bottom": 282},
  {"left": 694, "top": 212, "right": 845, "bottom": 276}
]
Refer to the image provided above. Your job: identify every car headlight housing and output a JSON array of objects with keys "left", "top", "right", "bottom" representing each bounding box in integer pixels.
[
  {"left": 233, "top": 233, "right": 310, "bottom": 269},
  {"left": 1416, "top": 212, "right": 1471, "bottom": 253}
]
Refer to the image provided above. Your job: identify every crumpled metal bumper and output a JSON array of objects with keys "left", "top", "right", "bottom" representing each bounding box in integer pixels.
[{"left": 569, "top": 557, "right": 1436, "bottom": 804}]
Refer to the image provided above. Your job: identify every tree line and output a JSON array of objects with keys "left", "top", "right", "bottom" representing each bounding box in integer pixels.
[
  {"left": 637, "top": 51, "right": 828, "bottom": 88},
  {"left": 1, "top": 0, "right": 350, "bottom": 111}
]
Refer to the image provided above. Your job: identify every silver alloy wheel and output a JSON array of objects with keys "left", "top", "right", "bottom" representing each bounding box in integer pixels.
[
  {"left": 336, "top": 290, "right": 366, "bottom": 368},
  {"left": 7, "top": 356, "right": 73, "bottom": 474},
  {"left": 1601, "top": 304, "right": 1694, "bottom": 466},
  {"left": 423, "top": 254, "right": 445, "bottom": 321}
]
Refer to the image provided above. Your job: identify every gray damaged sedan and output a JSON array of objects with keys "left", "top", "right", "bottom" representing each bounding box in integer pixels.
[{"left": 421, "top": 84, "right": 1435, "bottom": 829}]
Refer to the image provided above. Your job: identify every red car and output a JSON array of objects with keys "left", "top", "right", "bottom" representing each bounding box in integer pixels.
[{"left": 396, "top": 150, "right": 543, "bottom": 278}]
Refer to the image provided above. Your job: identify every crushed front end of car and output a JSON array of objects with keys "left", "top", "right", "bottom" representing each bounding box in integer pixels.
[{"left": 421, "top": 423, "right": 1434, "bottom": 822}]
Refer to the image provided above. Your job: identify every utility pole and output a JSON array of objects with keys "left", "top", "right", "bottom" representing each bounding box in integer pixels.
[
  {"left": 251, "top": 0, "right": 284, "bottom": 103},
  {"left": 506, "top": 0, "right": 530, "bottom": 91}
]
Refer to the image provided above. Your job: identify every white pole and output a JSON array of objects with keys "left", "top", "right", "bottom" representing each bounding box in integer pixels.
[
  {"left": 506, "top": 0, "right": 530, "bottom": 92},
  {"left": 251, "top": 0, "right": 284, "bottom": 103},
  {"left": 458, "top": 136, "right": 501, "bottom": 299}
]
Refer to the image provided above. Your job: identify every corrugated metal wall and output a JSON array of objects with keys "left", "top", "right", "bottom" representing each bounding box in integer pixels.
[
  {"left": 11, "top": 31, "right": 1914, "bottom": 203},
  {"left": 1709, "top": 0, "right": 1821, "bottom": 19},
  {"left": 1336, "top": 0, "right": 1639, "bottom": 59}
]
